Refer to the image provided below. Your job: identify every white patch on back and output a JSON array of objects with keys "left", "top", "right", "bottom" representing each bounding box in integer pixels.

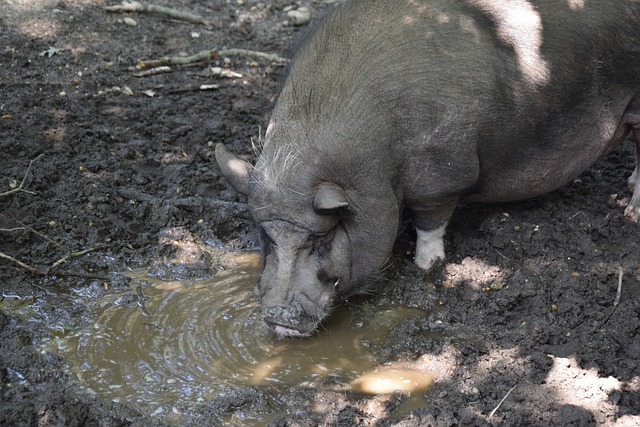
[{"left": 415, "top": 225, "right": 447, "bottom": 271}]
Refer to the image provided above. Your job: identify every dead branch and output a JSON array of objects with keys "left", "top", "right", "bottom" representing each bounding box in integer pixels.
[
  {"left": 12, "top": 218, "right": 66, "bottom": 252},
  {"left": 50, "top": 246, "right": 107, "bottom": 269},
  {"left": 166, "top": 84, "right": 220, "bottom": 94},
  {"left": 601, "top": 267, "right": 624, "bottom": 325},
  {"left": 613, "top": 266, "right": 623, "bottom": 307},
  {"left": 0, "top": 154, "right": 43, "bottom": 197},
  {"left": 0, "top": 250, "right": 36, "bottom": 272},
  {"left": 137, "top": 48, "right": 289, "bottom": 69},
  {"left": 489, "top": 385, "right": 516, "bottom": 419},
  {"left": 104, "top": 1, "right": 209, "bottom": 26},
  {"left": 132, "top": 66, "right": 172, "bottom": 77},
  {"left": 0, "top": 249, "right": 111, "bottom": 281}
]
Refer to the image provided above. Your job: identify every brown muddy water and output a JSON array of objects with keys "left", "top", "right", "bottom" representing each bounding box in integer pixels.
[{"left": 42, "top": 251, "right": 436, "bottom": 419}]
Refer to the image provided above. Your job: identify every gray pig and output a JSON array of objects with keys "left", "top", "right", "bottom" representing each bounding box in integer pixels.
[{"left": 216, "top": 0, "right": 640, "bottom": 337}]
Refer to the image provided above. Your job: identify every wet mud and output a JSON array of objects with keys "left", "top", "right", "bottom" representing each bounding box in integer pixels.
[{"left": 1, "top": 1, "right": 640, "bottom": 426}]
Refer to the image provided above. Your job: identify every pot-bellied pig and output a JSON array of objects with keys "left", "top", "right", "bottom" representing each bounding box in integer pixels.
[{"left": 216, "top": 0, "right": 640, "bottom": 337}]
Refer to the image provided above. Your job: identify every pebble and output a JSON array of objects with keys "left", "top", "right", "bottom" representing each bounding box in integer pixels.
[
  {"left": 123, "top": 17, "right": 137, "bottom": 27},
  {"left": 287, "top": 7, "right": 311, "bottom": 26}
]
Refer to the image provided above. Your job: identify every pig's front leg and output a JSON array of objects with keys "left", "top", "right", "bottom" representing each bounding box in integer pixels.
[
  {"left": 626, "top": 166, "right": 639, "bottom": 221},
  {"left": 625, "top": 127, "right": 640, "bottom": 221}
]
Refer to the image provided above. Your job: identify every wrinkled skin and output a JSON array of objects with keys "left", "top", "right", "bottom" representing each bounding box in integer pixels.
[{"left": 215, "top": 0, "right": 640, "bottom": 337}]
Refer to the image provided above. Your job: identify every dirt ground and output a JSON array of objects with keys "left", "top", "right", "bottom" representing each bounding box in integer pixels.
[{"left": 1, "top": 0, "right": 639, "bottom": 426}]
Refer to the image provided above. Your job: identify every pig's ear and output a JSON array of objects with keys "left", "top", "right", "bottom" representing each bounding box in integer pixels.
[
  {"left": 215, "top": 143, "right": 252, "bottom": 195},
  {"left": 313, "top": 184, "right": 349, "bottom": 214}
]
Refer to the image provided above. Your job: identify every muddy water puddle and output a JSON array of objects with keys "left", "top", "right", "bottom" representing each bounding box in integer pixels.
[{"left": 47, "top": 251, "right": 436, "bottom": 416}]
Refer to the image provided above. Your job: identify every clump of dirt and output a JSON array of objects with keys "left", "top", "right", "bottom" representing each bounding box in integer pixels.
[{"left": 1, "top": 1, "right": 639, "bottom": 426}]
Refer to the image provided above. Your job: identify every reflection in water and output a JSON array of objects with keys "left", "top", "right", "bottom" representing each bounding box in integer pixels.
[{"left": 50, "top": 251, "right": 431, "bottom": 414}]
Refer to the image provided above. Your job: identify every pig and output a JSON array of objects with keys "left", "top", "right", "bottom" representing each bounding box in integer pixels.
[{"left": 215, "top": 0, "right": 640, "bottom": 337}]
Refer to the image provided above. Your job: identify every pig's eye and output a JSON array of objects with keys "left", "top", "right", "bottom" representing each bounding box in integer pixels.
[{"left": 310, "top": 229, "right": 335, "bottom": 256}]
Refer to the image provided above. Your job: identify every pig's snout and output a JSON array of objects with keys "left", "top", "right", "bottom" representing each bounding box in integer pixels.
[{"left": 263, "top": 301, "right": 324, "bottom": 338}]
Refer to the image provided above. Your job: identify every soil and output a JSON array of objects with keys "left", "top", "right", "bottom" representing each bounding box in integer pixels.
[{"left": 1, "top": 1, "right": 639, "bottom": 426}]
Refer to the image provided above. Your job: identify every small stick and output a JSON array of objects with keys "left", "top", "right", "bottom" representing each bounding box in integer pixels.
[
  {"left": 613, "top": 266, "right": 623, "bottom": 307},
  {"left": 166, "top": 84, "right": 220, "bottom": 94},
  {"left": 11, "top": 218, "right": 66, "bottom": 252},
  {"left": 602, "top": 267, "right": 624, "bottom": 325},
  {"left": 489, "top": 385, "right": 516, "bottom": 419},
  {"left": 104, "top": 1, "right": 209, "bottom": 26},
  {"left": 0, "top": 154, "right": 43, "bottom": 197},
  {"left": 137, "top": 48, "right": 289, "bottom": 68},
  {"left": 50, "top": 246, "right": 107, "bottom": 269},
  {"left": 0, "top": 250, "right": 110, "bottom": 281},
  {"left": 132, "top": 65, "right": 172, "bottom": 77},
  {"left": 0, "top": 250, "right": 37, "bottom": 272}
]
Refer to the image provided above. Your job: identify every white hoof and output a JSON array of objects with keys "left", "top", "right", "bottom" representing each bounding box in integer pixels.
[
  {"left": 415, "top": 225, "right": 446, "bottom": 271},
  {"left": 625, "top": 201, "right": 640, "bottom": 222}
]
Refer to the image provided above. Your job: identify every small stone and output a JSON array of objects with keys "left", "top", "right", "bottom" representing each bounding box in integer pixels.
[
  {"left": 490, "top": 280, "right": 504, "bottom": 290},
  {"left": 123, "top": 17, "right": 137, "bottom": 27},
  {"left": 287, "top": 7, "right": 311, "bottom": 26}
]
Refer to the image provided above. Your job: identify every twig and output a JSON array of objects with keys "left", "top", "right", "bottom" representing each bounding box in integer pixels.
[
  {"left": 1, "top": 252, "right": 110, "bottom": 281},
  {"left": 489, "top": 385, "right": 516, "bottom": 419},
  {"left": 601, "top": 267, "right": 624, "bottom": 325},
  {"left": 0, "top": 249, "right": 110, "bottom": 281},
  {"left": 166, "top": 84, "right": 220, "bottom": 94},
  {"left": 50, "top": 246, "right": 107, "bottom": 269},
  {"left": 613, "top": 267, "right": 623, "bottom": 307},
  {"left": 0, "top": 250, "right": 37, "bottom": 272},
  {"left": 11, "top": 218, "right": 66, "bottom": 252},
  {"left": 137, "top": 48, "right": 289, "bottom": 69},
  {"left": 104, "top": 1, "right": 209, "bottom": 26},
  {"left": 132, "top": 65, "right": 172, "bottom": 77},
  {"left": 0, "top": 154, "right": 43, "bottom": 197}
]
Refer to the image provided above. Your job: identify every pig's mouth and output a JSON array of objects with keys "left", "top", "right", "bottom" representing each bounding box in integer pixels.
[
  {"left": 263, "top": 302, "right": 328, "bottom": 338},
  {"left": 264, "top": 317, "right": 321, "bottom": 338},
  {"left": 272, "top": 324, "right": 311, "bottom": 338}
]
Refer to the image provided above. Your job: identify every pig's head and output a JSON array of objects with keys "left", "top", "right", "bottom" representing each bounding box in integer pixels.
[{"left": 214, "top": 140, "right": 400, "bottom": 337}]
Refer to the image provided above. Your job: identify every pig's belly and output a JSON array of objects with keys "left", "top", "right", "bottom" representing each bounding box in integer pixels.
[{"left": 468, "top": 124, "right": 628, "bottom": 203}]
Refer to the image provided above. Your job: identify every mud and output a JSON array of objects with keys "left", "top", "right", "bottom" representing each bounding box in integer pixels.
[{"left": 1, "top": 1, "right": 639, "bottom": 426}]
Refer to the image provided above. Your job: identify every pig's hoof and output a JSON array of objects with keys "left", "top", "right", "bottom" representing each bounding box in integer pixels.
[
  {"left": 624, "top": 202, "right": 640, "bottom": 222},
  {"left": 415, "top": 226, "right": 446, "bottom": 271}
]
